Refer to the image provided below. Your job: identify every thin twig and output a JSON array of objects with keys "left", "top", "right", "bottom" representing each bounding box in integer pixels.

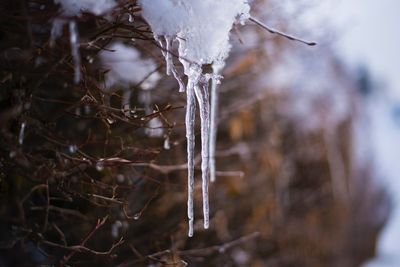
[
  {"left": 249, "top": 17, "right": 317, "bottom": 46},
  {"left": 58, "top": 216, "right": 119, "bottom": 266},
  {"left": 42, "top": 237, "right": 124, "bottom": 256},
  {"left": 42, "top": 179, "right": 50, "bottom": 232},
  {"left": 123, "top": 185, "right": 161, "bottom": 220}
]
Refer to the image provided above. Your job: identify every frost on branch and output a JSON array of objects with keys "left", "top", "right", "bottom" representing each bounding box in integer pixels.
[{"left": 140, "top": 0, "right": 250, "bottom": 236}]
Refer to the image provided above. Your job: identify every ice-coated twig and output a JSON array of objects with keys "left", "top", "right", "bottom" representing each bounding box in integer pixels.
[
  {"left": 249, "top": 17, "right": 317, "bottom": 46},
  {"left": 209, "top": 62, "right": 224, "bottom": 182},
  {"left": 69, "top": 21, "right": 81, "bottom": 84},
  {"left": 185, "top": 67, "right": 197, "bottom": 237}
]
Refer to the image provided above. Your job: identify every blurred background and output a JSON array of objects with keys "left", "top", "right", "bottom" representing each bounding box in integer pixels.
[{"left": 0, "top": 0, "right": 399, "bottom": 266}]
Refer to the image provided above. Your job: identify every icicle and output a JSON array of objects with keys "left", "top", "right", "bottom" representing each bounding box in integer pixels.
[
  {"left": 69, "top": 21, "right": 81, "bottom": 84},
  {"left": 163, "top": 135, "right": 171, "bottom": 150},
  {"left": 154, "top": 35, "right": 171, "bottom": 76},
  {"left": 165, "top": 35, "right": 185, "bottom": 92},
  {"left": 209, "top": 62, "right": 224, "bottom": 182},
  {"left": 111, "top": 220, "right": 123, "bottom": 238},
  {"left": 177, "top": 36, "right": 192, "bottom": 93},
  {"left": 177, "top": 37, "right": 190, "bottom": 75},
  {"left": 185, "top": 68, "right": 197, "bottom": 237},
  {"left": 164, "top": 36, "right": 172, "bottom": 76},
  {"left": 157, "top": 36, "right": 185, "bottom": 92},
  {"left": 18, "top": 122, "right": 26, "bottom": 145},
  {"left": 68, "top": 144, "right": 77, "bottom": 153},
  {"left": 192, "top": 65, "right": 211, "bottom": 229},
  {"left": 154, "top": 35, "right": 165, "bottom": 56},
  {"left": 49, "top": 18, "right": 65, "bottom": 48},
  {"left": 171, "top": 66, "right": 186, "bottom": 93},
  {"left": 122, "top": 89, "right": 132, "bottom": 117}
]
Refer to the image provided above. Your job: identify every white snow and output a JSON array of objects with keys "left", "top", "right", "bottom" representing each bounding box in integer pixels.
[
  {"left": 145, "top": 117, "right": 164, "bottom": 138},
  {"left": 140, "top": 0, "right": 250, "bottom": 236},
  {"left": 54, "top": 0, "right": 116, "bottom": 16},
  {"left": 100, "top": 42, "right": 161, "bottom": 125},
  {"left": 141, "top": 0, "right": 249, "bottom": 64},
  {"left": 362, "top": 93, "right": 400, "bottom": 267},
  {"left": 100, "top": 42, "right": 160, "bottom": 90}
]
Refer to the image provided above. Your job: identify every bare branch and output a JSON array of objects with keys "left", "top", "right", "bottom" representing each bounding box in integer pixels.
[{"left": 249, "top": 17, "right": 317, "bottom": 46}]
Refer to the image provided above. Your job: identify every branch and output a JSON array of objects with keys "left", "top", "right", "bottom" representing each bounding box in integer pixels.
[
  {"left": 249, "top": 17, "right": 317, "bottom": 46},
  {"left": 42, "top": 237, "right": 124, "bottom": 256}
]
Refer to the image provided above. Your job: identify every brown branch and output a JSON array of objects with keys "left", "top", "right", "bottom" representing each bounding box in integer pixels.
[
  {"left": 31, "top": 205, "right": 88, "bottom": 220},
  {"left": 123, "top": 185, "right": 160, "bottom": 220},
  {"left": 43, "top": 179, "right": 50, "bottom": 232},
  {"left": 117, "top": 232, "right": 260, "bottom": 266},
  {"left": 58, "top": 216, "right": 121, "bottom": 266},
  {"left": 22, "top": 184, "right": 47, "bottom": 203},
  {"left": 42, "top": 237, "right": 124, "bottom": 256}
]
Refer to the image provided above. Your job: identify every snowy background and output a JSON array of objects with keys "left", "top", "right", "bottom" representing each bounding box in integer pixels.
[{"left": 310, "top": 0, "right": 400, "bottom": 266}]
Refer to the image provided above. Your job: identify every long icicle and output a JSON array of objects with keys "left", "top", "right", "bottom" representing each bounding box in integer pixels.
[
  {"left": 209, "top": 62, "right": 224, "bottom": 183},
  {"left": 193, "top": 65, "right": 210, "bottom": 229},
  {"left": 186, "top": 68, "right": 197, "bottom": 237}
]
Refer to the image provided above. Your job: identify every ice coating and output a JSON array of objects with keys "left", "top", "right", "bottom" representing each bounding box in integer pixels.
[{"left": 140, "top": 0, "right": 250, "bottom": 236}]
